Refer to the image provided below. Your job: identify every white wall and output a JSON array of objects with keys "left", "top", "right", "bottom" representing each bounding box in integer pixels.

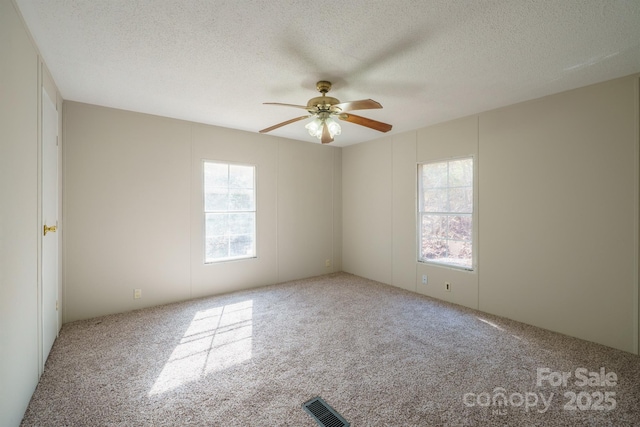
[
  {"left": 342, "top": 137, "right": 393, "bottom": 284},
  {"left": 276, "top": 138, "right": 340, "bottom": 282},
  {"left": 342, "top": 75, "right": 639, "bottom": 354},
  {"left": 391, "top": 131, "right": 418, "bottom": 292},
  {"left": 0, "top": 0, "right": 62, "bottom": 425},
  {"left": 63, "top": 102, "right": 342, "bottom": 322},
  {"left": 478, "top": 76, "right": 639, "bottom": 354},
  {"left": 63, "top": 103, "right": 192, "bottom": 321},
  {"left": 0, "top": 2, "right": 39, "bottom": 425}
]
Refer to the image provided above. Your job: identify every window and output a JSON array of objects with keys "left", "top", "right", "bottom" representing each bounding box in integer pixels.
[
  {"left": 203, "top": 161, "right": 256, "bottom": 263},
  {"left": 418, "top": 157, "right": 473, "bottom": 270}
]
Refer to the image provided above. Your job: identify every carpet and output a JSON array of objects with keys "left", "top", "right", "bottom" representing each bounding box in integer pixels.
[{"left": 21, "top": 273, "right": 640, "bottom": 426}]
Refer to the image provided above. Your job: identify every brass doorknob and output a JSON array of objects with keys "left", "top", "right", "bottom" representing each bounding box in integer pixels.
[{"left": 44, "top": 224, "right": 57, "bottom": 236}]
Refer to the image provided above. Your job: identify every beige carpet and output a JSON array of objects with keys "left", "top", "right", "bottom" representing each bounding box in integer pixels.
[{"left": 21, "top": 273, "right": 640, "bottom": 426}]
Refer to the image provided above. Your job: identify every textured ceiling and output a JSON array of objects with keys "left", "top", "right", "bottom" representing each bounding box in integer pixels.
[{"left": 14, "top": 0, "right": 640, "bottom": 147}]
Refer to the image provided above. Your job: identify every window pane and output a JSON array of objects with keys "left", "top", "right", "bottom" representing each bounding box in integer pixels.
[
  {"left": 205, "top": 213, "right": 228, "bottom": 236},
  {"left": 229, "top": 189, "right": 255, "bottom": 211},
  {"left": 422, "top": 162, "right": 448, "bottom": 189},
  {"left": 205, "top": 189, "right": 228, "bottom": 212},
  {"left": 448, "top": 187, "right": 472, "bottom": 213},
  {"left": 229, "top": 165, "right": 254, "bottom": 189},
  {"left": 421, "top": 239, "right": 449, "bottom": 261},
  {"left": 448, "top": 215, "right": 472, "bottom": 241},
  {"left": 230, "top": 234, "right": 254, "bottom": 257},
  {"left": 424, "top": 189, "right": 448, "bottom": 212},
  {"left": 204, "top": 163, "right": 228, "bottom": 188},
  {"left": 448, "top": 159, "right": 473, "bottom": 187},
  {"left": 205, "top": 235, "right": 228, "bottom": 262},
  {"left": 422, "top": 214, "right": 447, "bottom": 239},
  {"left": 229, "top": 213, "right": 255, "bottom": 235},
  {"left": 446, "top": 240, "right": 472, "bottom": 268}
]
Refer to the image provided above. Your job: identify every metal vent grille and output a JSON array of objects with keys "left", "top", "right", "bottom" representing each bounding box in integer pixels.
[{"left": 302, "top": 397, "right": 350, "bottom": 427}]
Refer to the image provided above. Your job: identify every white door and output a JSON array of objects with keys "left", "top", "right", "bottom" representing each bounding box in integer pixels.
[{"left": 41, "top": 87, "right": 58, "bottom": 364}]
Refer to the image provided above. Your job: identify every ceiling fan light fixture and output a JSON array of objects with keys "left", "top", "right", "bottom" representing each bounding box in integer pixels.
[
  {"left": 305, "top": 117, "right": 323, "bottom": 138},
  {"left": 260, "top": 80, "right": 392, "bottom": 144},
  {"left": 326, "top": 117, "right": 341, "bottom": 137},
  {"left": 305, "top": 116, "right": 341, "bottom": 140}
]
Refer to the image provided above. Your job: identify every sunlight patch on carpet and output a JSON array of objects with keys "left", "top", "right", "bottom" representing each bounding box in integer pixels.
[
  {"left": 477, "top": 317, "right": 504, "bottom": 331},
  {"left": 150, "top": 299, "right": 253, "bottom": 395},
  {"left": 477, "top": 316, "right": 522, "bottom": 340}
]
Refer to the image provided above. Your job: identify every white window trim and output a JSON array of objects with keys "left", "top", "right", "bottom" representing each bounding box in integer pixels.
[
  {"left": 417, "top": 155, "right": 476, "bottom": 272},
  {"left": 203, "top": 160, "right": 257, "bottom": 264}
]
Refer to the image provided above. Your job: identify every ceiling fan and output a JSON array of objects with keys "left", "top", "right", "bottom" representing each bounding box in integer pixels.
[{"left": 259, "top": 81, "right": 392, "bottom": 144}]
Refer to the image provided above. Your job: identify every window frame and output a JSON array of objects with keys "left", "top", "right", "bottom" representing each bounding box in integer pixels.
[
  {"left": 202, "top": 160, "right": 257, "bottom": 264},
  {"left": 417, "top": 156, "right": 475, "bottom": 271}
]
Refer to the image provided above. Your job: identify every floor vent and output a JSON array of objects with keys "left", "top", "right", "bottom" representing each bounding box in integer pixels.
[{"left": 302, "top": 396, "right": 350, "bottom": 427}]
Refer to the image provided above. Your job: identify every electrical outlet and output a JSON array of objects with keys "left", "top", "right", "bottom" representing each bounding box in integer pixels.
[
  {"left": 445, "top": 282, "right": 451, "bottom": 292},
  {"left": 325, "top": 259, "right": 331, "bottom": 267},
  {"left": 134, "top": 289, "right": 142, "bottom": 299},
  {"left": 421, "top": 275, "right": 428, "bottom": 285}
]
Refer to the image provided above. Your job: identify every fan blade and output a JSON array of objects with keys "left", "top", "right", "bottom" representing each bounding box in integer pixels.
[
  {"left": 321, "top": 121, "right": 334, "bottom": 144},
  {"left": 259, "top": 115, "right": 310, "bottom": 133},
  {"left": 332, "top": 99, "right": 382, "bottom": 112},
  {"left": 264, "top": 102, "right": 310, "bottom": 110},
  {"left": 338, "top": 113, "right": 392, "bottom": 132}
]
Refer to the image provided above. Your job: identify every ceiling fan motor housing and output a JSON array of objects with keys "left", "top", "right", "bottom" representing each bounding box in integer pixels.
[
  {"left": 307, "top": 96, "right": 340, "bottom": 112},
  {"left": 307, "top": 81, "right": 341, "bottom": 112}
]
